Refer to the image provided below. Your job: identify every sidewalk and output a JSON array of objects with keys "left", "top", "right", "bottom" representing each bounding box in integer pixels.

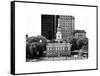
[{"left": 27, "top": 56, "right": 88, "bottom": 62}]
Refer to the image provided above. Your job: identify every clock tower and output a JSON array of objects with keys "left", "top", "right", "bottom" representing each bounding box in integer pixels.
[{"left": 56, "top": 23, "right": 62, "bottom": 41}]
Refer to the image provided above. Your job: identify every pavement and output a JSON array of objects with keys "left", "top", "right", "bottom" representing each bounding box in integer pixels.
[{"left": 27, "top": 56, "right": 88, "bottom": 62}]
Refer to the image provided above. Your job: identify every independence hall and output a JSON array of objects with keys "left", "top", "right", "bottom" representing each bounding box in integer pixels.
[{"left": 41, "top": 15, "right": 82, "bottom": 57}]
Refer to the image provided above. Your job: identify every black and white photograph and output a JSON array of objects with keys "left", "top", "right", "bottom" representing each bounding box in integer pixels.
[
  {"left": 26, "top": 14, "right": 88, "bottom": 62},
  {"left": 11, "top": 1, "right": 98, "bottom": 75}
]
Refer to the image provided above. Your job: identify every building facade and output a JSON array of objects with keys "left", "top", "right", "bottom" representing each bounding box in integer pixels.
[
  {"left": 58, "top": 15, "right": 75, "bottom": 41},
  {"left": 74, "top": 30, "right": 86, "bottom": 38},
  {"left": 46, "top": 43, "right": 71, "bottom": 57}
]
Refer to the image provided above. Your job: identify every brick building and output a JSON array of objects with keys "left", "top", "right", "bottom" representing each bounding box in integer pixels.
[
  {"left": 74, "top": 30, "right": 86, "bottom": 38},
  {"left": 46, "top": 43, "right": 71, "bottom": 57}
]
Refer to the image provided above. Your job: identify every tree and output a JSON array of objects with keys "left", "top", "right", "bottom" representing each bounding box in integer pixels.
[
  {"left": 77, "top": 38, "right": 88, "bottom": 50},
  {"left": 37, "top": 35, "right": 47, "bottom": 45},
  {"left": 27, "top": 36, "right": 40, "bottom": 43},
  {"left": 26, "top": 35, "right": 47, "bottom": 59},
  {"left": 81, "top": 45, "right": 88, "bottom": 51},
  {"left": 26, "top": 42, "right": 38, "bottom": 59},
  {"left": 70, "top": 38, "right": 78, "bottom": 51}
]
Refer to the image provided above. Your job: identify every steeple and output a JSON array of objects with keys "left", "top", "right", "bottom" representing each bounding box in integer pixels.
[
  {"left": 57, "top": 24, "right": 61, "bottom": 32},
  {"left": 56, "top": 19, "right": 62, "bottom": 41}
]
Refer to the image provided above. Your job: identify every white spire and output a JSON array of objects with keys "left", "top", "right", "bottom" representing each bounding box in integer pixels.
[
  {"left": 58, "top": 23, "right": 60, "bottom": 27},
  {"left": 56, "top": 19, "right": 62, "bottom": 41}
]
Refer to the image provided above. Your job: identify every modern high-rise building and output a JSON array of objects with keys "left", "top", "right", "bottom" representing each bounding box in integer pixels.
[
  {"left": 58, "top": 15, "right": 75, "bottom": 41},
  {"left": 41, "top": 14, "right": 55, "bottom": 40},
  {"left": 41, "top": 14, "right": 59, "bottom": 40}
]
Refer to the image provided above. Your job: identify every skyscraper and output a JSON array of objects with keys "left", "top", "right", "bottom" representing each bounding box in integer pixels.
[
  {"left": 59, "top": 15, "right": 75, "bottom": 41},
  {"left": 41, "top": 14, "right": 56, "bottom": 40}
]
